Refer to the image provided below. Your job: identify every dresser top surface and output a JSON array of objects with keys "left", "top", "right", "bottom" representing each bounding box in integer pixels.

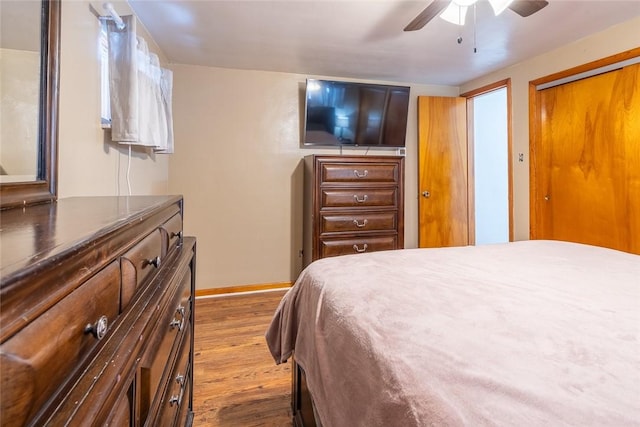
[
  {"left": 306, "top": 154, "right": 404, "bottom": 161},
  {"left": 0, "top": 195, "right": 182, "bottom": 283}
]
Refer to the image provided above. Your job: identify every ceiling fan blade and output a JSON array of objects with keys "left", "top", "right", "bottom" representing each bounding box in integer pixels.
[
  {"left": 404, "top": 0, "right": 451, "bottom": 31},
  {"left": 508, "top": 0, "right": 549, "bottom": 17}
]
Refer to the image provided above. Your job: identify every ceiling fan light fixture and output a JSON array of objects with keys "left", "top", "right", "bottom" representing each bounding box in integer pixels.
[
  {"left": 454, "top": 0, "right": 477, "bottom": 6},
  {"left": 488, "top": 0, "right": 515, "bottom": 15},
  {"left": 440, "top": 2, "right": 470, "bottom": 25}
]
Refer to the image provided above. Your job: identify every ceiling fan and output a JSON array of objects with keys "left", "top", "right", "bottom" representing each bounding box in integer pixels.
[{"left": 404, "top": 0, "right": 549, "bottom": 31}]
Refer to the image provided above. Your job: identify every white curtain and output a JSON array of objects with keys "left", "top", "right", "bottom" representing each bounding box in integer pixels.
[{"left": 106, "top": 15, "right": 174, "bottom": 153}]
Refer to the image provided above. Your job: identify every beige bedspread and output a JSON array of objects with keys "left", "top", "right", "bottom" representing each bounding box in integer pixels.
[{"left": 266, "top": 241, "right": 640, "bottom": 426}]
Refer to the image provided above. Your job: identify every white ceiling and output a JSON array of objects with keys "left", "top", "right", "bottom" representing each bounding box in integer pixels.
[{"left": 128, "top": 0, "right": 640, "bottom": 86}]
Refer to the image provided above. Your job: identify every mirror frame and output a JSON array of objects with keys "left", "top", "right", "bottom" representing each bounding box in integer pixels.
[{"left": 0, "top": 0, "right": 60, "bottom": 210}]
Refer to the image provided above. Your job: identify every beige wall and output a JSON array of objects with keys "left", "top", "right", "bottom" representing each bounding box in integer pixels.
[
  {"left": 460, "top": 16, "right": 640, "bottom": 241},
  {"left": 0, "top": 48, "right": 39, "bottom": 178},
  {"left": 168, "top": 65, "right": 458, "bottom": 289},
  {"left": 55, "top": 0, "right": 640, "bottom": 290},
  {"left": 58, "top": 0, "right": 169, "bottom": 197}
]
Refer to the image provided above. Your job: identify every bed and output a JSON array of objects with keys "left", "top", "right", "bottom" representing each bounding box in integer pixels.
[{"left": 265, "top": 240, "right": 640, "bottom": 426}]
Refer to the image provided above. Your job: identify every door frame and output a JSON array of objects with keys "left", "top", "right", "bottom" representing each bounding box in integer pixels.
[
  {"left": 461, "top": 79, "right": 514, "bottom": 244},
  {"left": 528, "top": 47, "right": 640, "bottom": 239}
]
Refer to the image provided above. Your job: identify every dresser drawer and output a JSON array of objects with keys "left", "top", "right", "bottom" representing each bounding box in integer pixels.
[
  {"left": 160, "top": 213, "right": 183, "bottom": 256},
  {"left": 321, "top": 162, "right": 399, "bottom": 184},
  {"left": 320, "top": 212, "right": 397, "bottom": 234},
  {"left": 321, "top": 188, "right": 397, "bottom": 208},
  {"left": 121, "top": 229, "right": 163, "bottom": 309},
  {"left": 152, "top": 327, "right": 191, "bottom": 427},
  {"left": 105, "top": 383, "right": 133, "bottom": 426},
  {"left": 176, "top": 377, "right": 193, "bottom": 427},
  {"left": 140, "top": 270, "right": 191, "bottom": 424},
  {"left": 304, "top": 155, "right": 404, "bottom": 266},
  {"left": 319, "top": 235, "right": 397, "bottom": 258},
  {"left": 177, "top": 267, "right": 192, "bottom": 322},
  {"left": 0, "top": 261, "right": 121, "bottom": 426}
]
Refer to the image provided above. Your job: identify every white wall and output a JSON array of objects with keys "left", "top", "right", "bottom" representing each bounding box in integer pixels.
[
  {"left": 57, "top": 0, "right": 169, "bottom": 197},
  {"left": 460, "top": 16, "right": 640, "bottom": 241},
  {"left": 168, "top": 65, "right": 457, "bottom": 289}
]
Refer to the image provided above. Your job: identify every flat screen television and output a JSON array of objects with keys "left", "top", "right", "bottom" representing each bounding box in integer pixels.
[{"left": 303, "top": 79, "right": 410, "bottom": 147}]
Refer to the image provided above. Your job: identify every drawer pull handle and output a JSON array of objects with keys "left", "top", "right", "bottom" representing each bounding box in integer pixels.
[
  {"left": 176, "top": 305, "right": 186, "bottom": 317},
  {"left": 84, "top": 315, "right": 109, "bottom": 340},
  {"left": 170, "top": 317, "right": 184, "bottom": 331},
  {"left": 176, "top": 374, "right": 185, "bottom": 387},
  {"left": 171, "top": 230, "right": 183, "bottom": 239},
  {"left": 353, "top": 219, "right": 368, "bottom": 228},
  {"left": 146, "top": 256, "right": 161, "bottom": 268},
  {"left": 170, "top": 386, "right": 185, "bottom": 407},
  {"left": 353, "top": 169, "right": 368, "bottom": 178},
  {"left": 169, "top": 393, "right": 182, "bottom": 407},
  {"left": 353, "top": 194, "right": 368, "bottom": 203},
  {"left": 353, "top": 244, "right": 368, "bottom": 253}
]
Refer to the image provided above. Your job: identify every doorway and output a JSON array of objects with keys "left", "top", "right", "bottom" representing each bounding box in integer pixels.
[
  {"left": 417, "top": 80, "right": 512, "bottom": 248},
  {"left": 471, "top": 88, "right": 509, "bottom": 245}
]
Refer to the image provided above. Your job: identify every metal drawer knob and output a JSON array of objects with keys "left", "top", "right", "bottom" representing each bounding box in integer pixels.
[
  {"left": 170, "top": 317, "right": 184, "bottom": 331},
  {"left": 169, "top": 394, "right": 181, "bottom": 407},
  {"left": 176, "top": 305, "right": 186, "bottom": 317},
  {"left": 169, "top": 387, "right": 185, "bottom": 407},
  {"left": 353, "top": 169, "right": 368, "bottom": 178},
  {"left": 353, "top": 194, "right": 368, "bottom": 203},
  {"left": 146, "top": 256, "right": 161, "bottom": 268},
  {"left": 84, "top": 315, "right": 109, "bottom": 340},
  {"left": 353, "top": 244, "right": 368, "bottom": 253},
  {"left": 353, "top": 219, "right": 368, "bottom": 228},
  {"left": 170, "top": 230, "right": 183, "bottom": 239},
  {"left": 175, "top": 374, "right": 185, "bottom": 387}
]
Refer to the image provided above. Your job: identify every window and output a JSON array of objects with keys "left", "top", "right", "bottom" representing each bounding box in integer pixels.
[{"left": 100, "top": 21, "right": 111, "bottom": 127}]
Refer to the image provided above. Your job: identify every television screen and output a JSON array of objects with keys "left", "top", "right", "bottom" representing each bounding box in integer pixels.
[{"left": 303, "top": 79, "right": 410, "bottom": 147}]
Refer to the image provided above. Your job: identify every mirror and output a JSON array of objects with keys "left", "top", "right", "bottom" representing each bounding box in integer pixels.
[{"left": 0, "top": 0, "right": 59, "bottom": 209}]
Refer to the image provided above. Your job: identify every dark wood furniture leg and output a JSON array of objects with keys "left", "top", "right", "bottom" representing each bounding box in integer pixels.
[{"left": 292, "top": 358, "right": 317, "bottom": 427}]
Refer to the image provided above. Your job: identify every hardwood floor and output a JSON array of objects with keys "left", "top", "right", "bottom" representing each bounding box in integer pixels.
[{"left": 192, "top": 290, "right": 293, "bottom": 427}]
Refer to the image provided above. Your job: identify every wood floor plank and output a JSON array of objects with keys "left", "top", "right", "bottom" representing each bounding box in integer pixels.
[{"left": 192, "top": 291, "right": 293, "bottom": 426}]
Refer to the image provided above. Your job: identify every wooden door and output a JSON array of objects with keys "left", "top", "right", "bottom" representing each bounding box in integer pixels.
[
  {"left": 532, "top": 62, "right": 640, "bottom": 254},
  {"left": 417, "top": 96, "right": 469, "bottom": 247}
]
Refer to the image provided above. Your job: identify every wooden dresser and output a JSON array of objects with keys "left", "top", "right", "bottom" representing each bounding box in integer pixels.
[
  {"left": 0, "top": 196, "right": 196, "bottom": 426},
  {"left": 303, "top": 155, "right": 404, "bottom": 266}
]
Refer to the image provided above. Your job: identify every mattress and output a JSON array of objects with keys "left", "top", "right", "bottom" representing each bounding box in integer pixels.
[{"left": 266, "top": 240, "right": 640, "bottom": 426}]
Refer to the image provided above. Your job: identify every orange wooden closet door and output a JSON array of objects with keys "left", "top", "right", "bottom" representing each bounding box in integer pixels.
[{"left": 534, "top": 62, "right": 640, "bottom": 254}]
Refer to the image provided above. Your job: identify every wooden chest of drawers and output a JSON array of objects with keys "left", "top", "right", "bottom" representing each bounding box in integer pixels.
[
  {"left": 303, "top": 155, "right": 404, "bottom": 266},
  {"left": 0, "top": 196, "right": 196, "bottom": 426}
]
